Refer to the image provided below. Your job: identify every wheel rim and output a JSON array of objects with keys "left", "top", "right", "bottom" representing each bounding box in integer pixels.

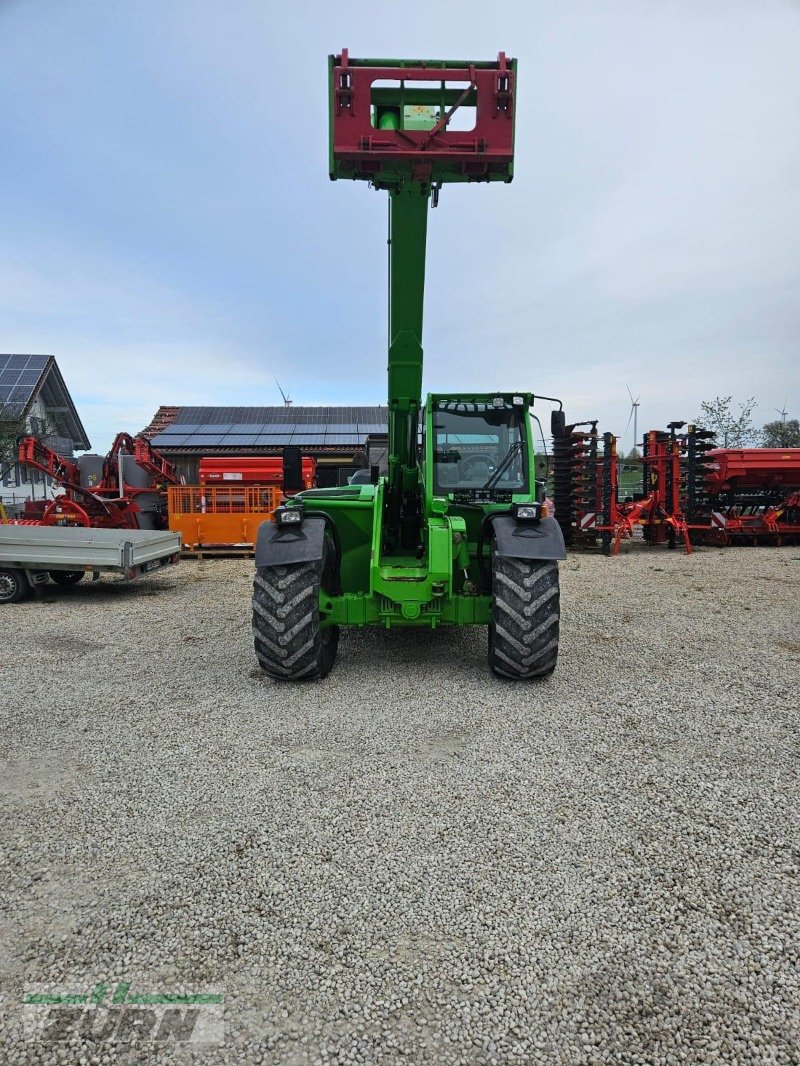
[{"left": 0, "top": 573, "right": 18, "bottom": 601}]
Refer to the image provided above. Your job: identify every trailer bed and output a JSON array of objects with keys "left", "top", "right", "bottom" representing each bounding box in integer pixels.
[{"left": 0, "top": 525, "right": 181, "bottom": 604}]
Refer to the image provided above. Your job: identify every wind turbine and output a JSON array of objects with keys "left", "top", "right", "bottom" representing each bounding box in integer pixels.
[
  {"left": 624, "top": 385, "right": 641, "bottom": 451},
  {"left": 774, "top": 398, "right": 788, "bottom": 424},
  {"left": 276, "top": 380, "right": 293, "bottom": 407}
]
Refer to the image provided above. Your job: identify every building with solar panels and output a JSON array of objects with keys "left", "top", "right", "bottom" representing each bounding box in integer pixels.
[
  {"left": 142, "top": 405, "right": 389, "bottom": 488},
  {"left": 0, "top": 354, "right": 90, "bottom": 507}
]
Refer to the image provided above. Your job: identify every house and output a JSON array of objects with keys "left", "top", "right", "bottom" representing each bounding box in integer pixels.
[
  {"left": 142, "top": 405, "right": 389, "bottom": 488},
  {"left": 0, "top": 354, "right": 90, "bottom": 508}
]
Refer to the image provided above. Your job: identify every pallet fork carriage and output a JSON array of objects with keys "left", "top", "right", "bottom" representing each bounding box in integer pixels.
[{"left": 252, "top": 51, "right": 566, "bottom": 681}]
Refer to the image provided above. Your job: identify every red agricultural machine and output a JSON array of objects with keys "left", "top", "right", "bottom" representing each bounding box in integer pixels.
[
  {"left": 553, "top": 419, "right": 800, "bottom": 553},
  {"left": 14, "top": 432, "right": 180, "bottom": 530},
  {"left": 199, "top": 455, "right": 316, "bottom": 489},
  {"left": 692, "top": 446, "right": 800, "bottom": 545}
]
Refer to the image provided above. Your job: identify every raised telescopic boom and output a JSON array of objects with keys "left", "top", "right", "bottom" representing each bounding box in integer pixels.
[
  {"left": 329, "top": 50, "right": 516, "bottom": 551},
  {"left": 252, "top": 50, "right": 568, "bottom": 683}
]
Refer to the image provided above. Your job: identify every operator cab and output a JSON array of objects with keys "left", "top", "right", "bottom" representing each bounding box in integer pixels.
[{"left": 430, "top": 397, "right": 529, "bottom": 502}]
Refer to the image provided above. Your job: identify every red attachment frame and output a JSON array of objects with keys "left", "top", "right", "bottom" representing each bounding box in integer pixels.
[
  {"left": 330, "top": 51, "right": 515, "bottom": 183},
  {"left": 554, "top": 425, "right": 693, "bottom": 555},
  {"left": 15, "top": 433, "right": 178, "bottom": 530},
  {"left": 598, "top": 431, "right": 691, "bottom": 555},
  {"left": 99, "top": 432, "right": 179, "bottom": 500},
  {"left": 17, "top": 436, "right": 137, "bottom": 528},
  {"left": 18, "top": 436, "right": 81, "bottom": 488}
]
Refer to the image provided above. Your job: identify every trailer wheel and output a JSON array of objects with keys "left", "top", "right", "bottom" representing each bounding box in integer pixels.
[
  {"left": 49, "top": 570, "right": 85, "bottom": 587},
  {"left": 489, "top": 554, "right": 560, "bottom": 680},
  {"left": 252, "top": 536, "right": 339, "bottom": 681},
  {"left": 0, "top": 568, "right": 27, "bottom": 605}
]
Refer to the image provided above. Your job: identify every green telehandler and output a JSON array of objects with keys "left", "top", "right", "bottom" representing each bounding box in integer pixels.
[{"left": 252, "top": 50, "right": 566, "bottom": 680}]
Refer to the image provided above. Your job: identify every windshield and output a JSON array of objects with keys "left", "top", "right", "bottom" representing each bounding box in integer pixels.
[{"left": 432, "top": 404, "right": 526, "bottom": 493}]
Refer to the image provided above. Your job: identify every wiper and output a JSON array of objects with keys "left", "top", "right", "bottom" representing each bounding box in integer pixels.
[{"left": 483, "top": 440, "right": 522, "bottom": 490}]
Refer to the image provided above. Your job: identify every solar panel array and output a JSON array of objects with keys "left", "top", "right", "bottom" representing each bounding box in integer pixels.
[
  {"left": 0, "top": 354, "right": 50, "bottom": 416},
  {"left": 151, "top": 406, "right": 389, "bottom": 450}
]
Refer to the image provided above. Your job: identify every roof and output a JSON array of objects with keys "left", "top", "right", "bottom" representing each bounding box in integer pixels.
[
  {"left": 0, "top": 353, "right": 49, "bottom": 416},
  {"left": 140, "top": 405, "right": 180, "bottom": 439},
  {"left": 147, "top": 405, "right": 388, "bottom": 451},
  {"left": 0, "top": 354, "right": 90, "bottom": 449}
]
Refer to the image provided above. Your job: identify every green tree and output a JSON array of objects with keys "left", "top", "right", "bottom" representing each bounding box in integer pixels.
[
  {"left": 0, "top": 401, "right": 25, "bottom": 478},
  {"left": 0, "top": 402, "right": 69, "bottom": 484},
  {"left": 761, "top": 417, "right": 800, "bottom": 447},
  {"left": 695, "top": 395, "right": 757, "bottom": 447}
]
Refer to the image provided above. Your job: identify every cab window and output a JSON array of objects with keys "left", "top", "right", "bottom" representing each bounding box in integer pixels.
[{"left": 432, "top": 404, "right": 525, "bottom": 493}]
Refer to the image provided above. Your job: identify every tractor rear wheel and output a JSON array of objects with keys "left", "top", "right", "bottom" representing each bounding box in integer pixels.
[
  {"left": 489, "top": 554, "right": 560, "bottom": 680},
  {"left": 252, "top": 538, "right": 339, "bottom": 681}
]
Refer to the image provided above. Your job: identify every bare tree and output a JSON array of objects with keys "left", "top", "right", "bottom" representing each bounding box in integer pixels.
[{"left": 695, "top": 395, "right": 757, "bottom": 447}]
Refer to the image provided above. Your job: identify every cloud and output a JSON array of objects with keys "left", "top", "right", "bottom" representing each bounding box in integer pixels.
[{"left": 0, "top": 0, "right": 798, "bottom": 456}]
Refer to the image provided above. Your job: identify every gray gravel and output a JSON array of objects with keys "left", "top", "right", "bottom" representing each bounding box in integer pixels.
[{"left": 1, "top": 547, "right": 799, "bottom": 1064}]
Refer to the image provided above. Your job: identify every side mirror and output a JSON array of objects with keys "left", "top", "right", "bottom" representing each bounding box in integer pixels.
[
  {"left": 282, "top": 446, "right": 303, "bottom": 493},
  {"left": 551, "top": 410, "right": 566, "bottom": 439}
]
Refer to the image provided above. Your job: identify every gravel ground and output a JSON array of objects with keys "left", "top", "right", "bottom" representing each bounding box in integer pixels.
[{"left": 1, "top": 547, "right": 798, "bottom": 1064}]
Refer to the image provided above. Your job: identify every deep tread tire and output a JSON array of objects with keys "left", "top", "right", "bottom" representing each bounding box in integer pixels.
[
  {"left": 489, "top": 554, "right": 560, "bottom": 679},
  {"left": 49, "top": 570, "right": 85, "bottom": 587},
  {"left": 252, "top": 542, "right": 339, "bottom": 681}
]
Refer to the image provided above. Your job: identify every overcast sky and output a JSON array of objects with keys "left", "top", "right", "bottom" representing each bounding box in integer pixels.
[{"left": 1, "top": 0, "right": 798, "bottom": 452}]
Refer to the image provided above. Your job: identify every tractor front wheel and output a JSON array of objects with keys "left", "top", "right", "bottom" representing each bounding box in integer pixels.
[
  {"left": 252, "top": 539, "right": 339, "bottom": 681},
  {"left": 489, "top": 555, "right": 560, "bottom": 680}
]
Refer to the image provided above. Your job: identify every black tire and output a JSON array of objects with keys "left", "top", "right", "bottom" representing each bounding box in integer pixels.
[
  {"left": 252, "top": 538, "right": 339, "bottom": 681},
  {"left": 49, "top": 570, "right": 85, "bottom": 587},
  {"left": 0, "top": 568, "right": 27, "bottom": 605},
  {"left": 489, "top": 554, "right": 560, "bottom": 679}
]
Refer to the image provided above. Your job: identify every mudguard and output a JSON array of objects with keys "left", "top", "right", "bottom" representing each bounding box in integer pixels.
[
  {"left": 255, "top": 516, "right": 326, "bottom": 568},
  {"left": 490, "top": 514, "right": 567, "bottom": 561}
]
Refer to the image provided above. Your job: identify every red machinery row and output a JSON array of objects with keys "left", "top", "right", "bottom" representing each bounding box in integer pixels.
[
  {"left": 15, "top": 433, "right": 181, "bottom": 530},
  {"left": 553, "top": 419, "right": 800, "bottom": 554},
  {"left": 9, "top": 439, "right": 319, "bottom": 550}
]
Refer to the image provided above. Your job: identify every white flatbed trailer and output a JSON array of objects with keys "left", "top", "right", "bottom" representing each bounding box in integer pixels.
[{"left": 0, "top": 525, "right": 182, "bottom": 604}]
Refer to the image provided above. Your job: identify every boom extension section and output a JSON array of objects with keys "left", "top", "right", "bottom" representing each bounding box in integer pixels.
[{"left": 330, "top": 51, "right": 516, "bottom": 552}]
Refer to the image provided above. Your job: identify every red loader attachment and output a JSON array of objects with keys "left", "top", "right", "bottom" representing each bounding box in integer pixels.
[{"left": 329, "top": 51, "right": 516, "bottom": 186}]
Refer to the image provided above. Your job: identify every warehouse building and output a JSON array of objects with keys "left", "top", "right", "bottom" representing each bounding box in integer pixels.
[
  {"left": 142, "top": 405, "right": 389, "bottom": 487},
  {"left": 0, "top": 353, "right": 90, "bottom": 508}
]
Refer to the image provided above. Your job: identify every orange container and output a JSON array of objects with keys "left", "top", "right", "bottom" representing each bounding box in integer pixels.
[{"left": 167, "top": 485, "right": 281, "bottom": 549}]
